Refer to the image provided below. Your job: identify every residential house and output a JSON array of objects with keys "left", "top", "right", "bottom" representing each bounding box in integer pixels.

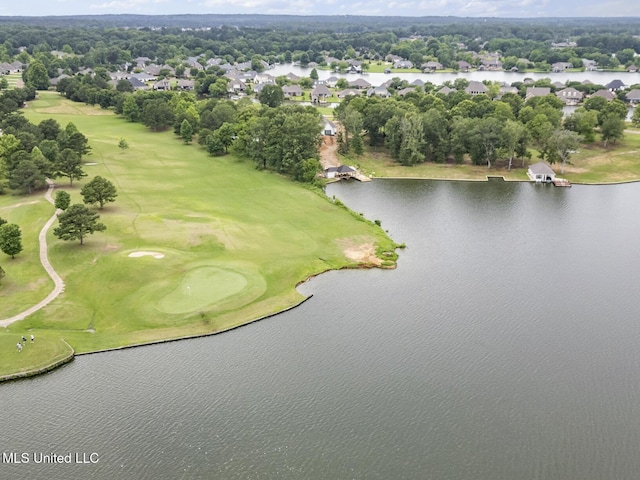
[
  {"left": 348, "top": 78, "right": 372, "bottom": 89},
  {"left": 282, "top": 85, "right": 303, "bottom": 97},
  {"left": 322, "top": 118, "right": 337, "bottom": 136},
  {"left": 323, "top": 76, "right": 340, "bottom": 88},
  {"left": 50, "top": 74, "right": 70, "bottom": 86},
  {"left": 625, "top": 89, "right": 640, "bottom": 104},
  {"left": 606, "top": 79, "right": 626, "bottom": 91},
  {"left": 397, "top": 87, "right": 416, "bottom": 96},
  {"left": 153, "top": 79, "right": 172, "bottom": 91},
  {"left": 337, "top": 89, "right": 361, "bottom": 98},
  {"left": 127, "top": 77, "right": 149, "bottom": 91},
  {"left": 590, "top": 89, "right": 616, "bottom": 101},
  {"left": 134, "top": 57, "right": 151, "bottom": 68},
  {"left": 555, "top": 87, "right": 583, "bottom": 105},
  {"left": 367, "top": 86, "right": 391, "bottom": 98},
  {"left": 393, "top": 60, "right": 413, "bottom": 69},
  {"left": 480, "top": 58, "right": 503, "bottom": 70},
  {"left": 0, "top": 62, "right": 14, "bottom": 75},
  {"left": 551, "top": 81, "right": 565, "bottom": 89},
  {"left": 286, "top": 73, "right": 301, "bottom": 83},
  {"left": 627, "top": 65, "right": 639, "bottom": 73},
  {"left": 227, "top": 79, "right": 247, "bottom": 94},
  {"left": 437, "top": 86, "right": 455, "bottom": 95},
  {"left": 457, "top": 60, "right": 472, "bottom": 72},
  {"left": 176, "top": 79, "right": 195, "bottom": 90},
  {"left": 525, "top": 87, "right": 551, "bottom": 101},
  {"left": 254, "top": 72, "right": 275, "bottom": 84},
  {"left": 527, "top": 162, "right": 556, "bottom": 183},
  {"left": 582, "top": 59, "right": 597, "bottom": 71},
  {"left": 411, "top": 79, "right": 425, "bottom": 87},
  {"left": 552, "top": 62, "right": 573, "bottom": 72},
  {"left": 465, "top": 81, "right": 488, "bottom": 95},
  {"left": 423, "top": 61, "right": 443, "bottom": 72},
  {"left": 311, "top": 84, "right": 332, "bottom": 103},
  {"left": 131, "top": 72, "right": 157, "bottom": 82}
]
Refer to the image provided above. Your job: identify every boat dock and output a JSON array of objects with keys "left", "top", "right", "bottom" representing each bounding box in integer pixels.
[
  {"left": 354, "top": 171, "right": 371, "bottom": 182},
  {"left": 552, "top": 178, "right": 572, "bottom": 187}
]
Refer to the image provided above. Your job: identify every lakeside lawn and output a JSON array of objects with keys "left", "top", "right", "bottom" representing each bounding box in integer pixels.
[
  {"left": 337, "top": 129, "right": 640, "bottom": 184},
  {"left": 0, "top": 332, "right": 73, "bottom": 378},
  {"left": 0, "top": 91, "right": 397, "bottom": 372}
]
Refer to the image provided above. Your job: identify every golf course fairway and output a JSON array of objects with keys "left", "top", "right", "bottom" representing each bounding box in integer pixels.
[{"left": 0, "top": 92, "right": 398, "bottom": 380}]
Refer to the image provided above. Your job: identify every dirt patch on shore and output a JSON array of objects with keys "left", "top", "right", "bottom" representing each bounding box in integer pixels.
[{"left": 339, "top": 239, "right": 382, "bottom": 266}]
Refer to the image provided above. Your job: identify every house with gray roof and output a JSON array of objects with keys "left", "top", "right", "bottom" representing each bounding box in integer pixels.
[
  {"left": 337, "top": 89, "right": 361, "bottom": 98},
  {"left": 311, "top": 84, "right": 332, "bottom": 104},
  {"left": 555, "top": 87, "right": 583, "bottom": 105},
  {"left": 367, "top": 86, "right": 391, "bottom": 98},
  {"left": 625, "top": 89, "right": 640, "bottom": 104},
  {"left": 282, "top": 85, "right": 303, "bottom": 97},
  {"left": 457, "top": 60, "right": 472, "bottom": 72},
  {"left": 527, "top": 162, "right": 556, "bottom": 183},
  {"left": 348, "top": 78, "right": 371, "bottom": 89},
  {"left": 438, "top": 86, "right": 455, "bottom": 95},
  {"left": 525, "top": 87, "right": 551, "bottom": 101},
  {"left": 323, "top": 76, "right": 340, "bottom": 88},
  {"left": 591, "top": 89, "right": 616, "bottom": 101},
  {"left": 606, "top": 79, "right": 626, "bottom": 91},
  {"left": 465, "top": 81, "right": 488, "bottom": 95},
  {"left": 552, "top": 62, "right": 573, "bottom": 72}
]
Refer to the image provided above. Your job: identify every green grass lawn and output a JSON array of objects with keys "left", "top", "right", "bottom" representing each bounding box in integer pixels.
[
  {"left": 0, "top": 91, "right": 397, "bottom": 372},
  {"left": 343, "top": 145, "right": 531, "bottom": 181},
  {"left": 0, "top": 332, "right": 73, "bottom": 378}
]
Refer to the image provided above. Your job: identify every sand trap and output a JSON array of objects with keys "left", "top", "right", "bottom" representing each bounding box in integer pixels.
[
  {"left": 128, "top": 251, "right": 165, "bottom": 259},
  {"left": 84, "top": 162, "right": 98, "bottom": 165}
]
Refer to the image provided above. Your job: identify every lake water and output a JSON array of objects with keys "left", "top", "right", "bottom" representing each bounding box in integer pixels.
[
  {"left": 3, "top": 179, "right": 640, "bottom": 479},
  {"left": 269, "top": 63, "right": 640, "bottom": 88}
]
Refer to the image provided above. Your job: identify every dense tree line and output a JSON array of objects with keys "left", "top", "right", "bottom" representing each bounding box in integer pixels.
[
  {"left": 0, "top": 89, "right": 90, "bottom": 194},
  {"left": 0, "top": 17, "right": 639, "bottom": 82}
]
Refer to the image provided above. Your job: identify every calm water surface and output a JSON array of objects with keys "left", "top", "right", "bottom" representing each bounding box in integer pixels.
[{"left": 3, "top": 179, "right": 640, "bottom": 480}]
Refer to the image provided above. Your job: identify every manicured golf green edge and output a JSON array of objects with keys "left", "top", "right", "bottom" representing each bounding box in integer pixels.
[{"left": 1, "top": 92, "right": 399, "bottom": 380}]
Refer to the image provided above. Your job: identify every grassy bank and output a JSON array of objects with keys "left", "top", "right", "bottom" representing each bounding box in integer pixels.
[
  {"left": 0, "top": 91, "right": 397, "bottom": 376},
  {"left": 339, "top": 131, "right": 640, "bottom": 184}
]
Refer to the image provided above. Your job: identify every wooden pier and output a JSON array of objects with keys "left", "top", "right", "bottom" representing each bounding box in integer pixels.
[{"left": 552, "top": 178, "right": 572, "bottom": 187}]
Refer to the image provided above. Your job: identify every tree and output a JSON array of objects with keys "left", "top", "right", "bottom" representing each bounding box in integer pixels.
[
  {"left": 180, "top": 119, "right": 193, "bottom": 144},
  {"left": 502, "top": 120, "right": 527, "bottom": 171},
  {"left": 0, "top": 223, "right": 23, "bottom": 258},
  {"left": 122, "top": 95, "right": 140, "bottom": 122},
  {"left": 53, "top": 204, "right": 106, "bottom": 245},
  {"left": 54, "top": 190, "right": 71, "bottom": 210},
  {"left": 0, "top": 265, "right": 4, "bottom": 282},
  {"left": 309, "top": 68, "right": 319, "bottom": 81},
  {"left": 80, "top": 176, "right": 117, "bottom": 209},
  {"left": 9, "top": 159, "right": 46, "bottom": 194},
  {"left": 118, "top": 138, "right": 129, "bottom": 151},
  {"left": 54, "top": 148, "right": 87, "bottom": 186},
  {"left": 258, "top": 84, "right": 284, "bottom": 108},
  {"left": 549, "top": 128, "right": 580, "bottom": 174},
  {"left": 632, "top": 107, "right": 640, "bottom": 128},
  {"left": 25, "top": 60, "right": 50, "bottom": 90},
  {"left": 600, "top": 114, "right": 625, "bottom": 147},
  {"left": 215, "top": 123, "right": 236, "bottom": 153},
  {"left": 141, "top": 99, "right": 174, "bottom": 131}
]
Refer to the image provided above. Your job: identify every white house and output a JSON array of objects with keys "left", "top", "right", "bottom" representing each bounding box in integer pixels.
[
  {"left": 527, "top": 162, "right": 556, "bottom": 183},
  {"left": 322, "top": 118, "right": 337, "bottom": 136}
]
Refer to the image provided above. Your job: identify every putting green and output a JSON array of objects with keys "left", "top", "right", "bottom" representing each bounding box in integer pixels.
[{"left": 157, "top": 266, "right": 249, "bottom": 314}]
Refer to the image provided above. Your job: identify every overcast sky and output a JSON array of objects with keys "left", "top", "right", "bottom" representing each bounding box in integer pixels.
[{"left": 0, "top": 0, "right": 636, "bottom": 18}]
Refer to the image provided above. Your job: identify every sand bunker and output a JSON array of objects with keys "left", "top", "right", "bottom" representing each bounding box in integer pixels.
[
  {"left": 84, "top": 162, "right": 98, "bottom": 166},
  {"left": 128, "top": 251, "right": 165, "bottom": 259}
]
